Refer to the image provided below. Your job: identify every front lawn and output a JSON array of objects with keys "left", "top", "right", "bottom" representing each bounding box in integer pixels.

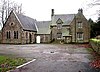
[{"left": 0, "top": 55, "right": 26, "bottom": 72}]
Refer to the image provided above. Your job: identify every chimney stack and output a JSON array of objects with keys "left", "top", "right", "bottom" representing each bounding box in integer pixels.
[
  {"left": 78, "top": 8, "right": 83, "bottom": 14},
  {"left": 51, "top": 9, "right": 54, "bottom": 16}
]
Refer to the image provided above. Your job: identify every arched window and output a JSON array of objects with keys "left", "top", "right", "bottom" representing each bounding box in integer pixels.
[
  {"left": 14, "top": 31, "right": 18, "bottom": 39},
  {"left": 6, "top": 31, "right": 10, "bottom": 39}
]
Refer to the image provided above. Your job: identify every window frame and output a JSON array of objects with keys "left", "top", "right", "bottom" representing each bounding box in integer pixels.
[
  {"left": 57, "top": 23, "right": 62, "bottom": 29},
  {"left": 14, "top": 31, "right": 18, "bottom": 39},
  {"left": 77, "top": 32, "right": 83, "bottom": 40},
  {"left": 77, "top": 22, "right": 82, "bottom": 28},
  {"left": 6, "top": 31, "right": 10, "bottom": 39},
  {"left": 57, "top": 33, "right": 62, "bottom": 38}
]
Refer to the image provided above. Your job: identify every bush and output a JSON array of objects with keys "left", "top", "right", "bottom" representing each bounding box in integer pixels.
[{"left": 90, "top": 38, "right": 100, "bottom": 55}]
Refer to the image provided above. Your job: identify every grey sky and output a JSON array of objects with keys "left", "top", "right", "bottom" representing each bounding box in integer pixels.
[{"left": 12, "top": 0, "right": 99, "bottom": 22}]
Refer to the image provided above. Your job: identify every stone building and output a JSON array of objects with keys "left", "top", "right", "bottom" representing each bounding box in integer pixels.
[
  {"left": 36, "top": 21, "right": 51, "bottom": 43},
  {"left": 50, "top": 9, "right": 90, "bottom": 43},
  {"left": 2, "top": 11, "right": 37, "bottom": 44},
  {"left": 1, "top": 9, "right": 90, "bottom": 44}
]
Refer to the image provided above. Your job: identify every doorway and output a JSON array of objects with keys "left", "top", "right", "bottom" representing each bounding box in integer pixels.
[{"left": 36, "top": 36, "right": 40, "bottom": 43}]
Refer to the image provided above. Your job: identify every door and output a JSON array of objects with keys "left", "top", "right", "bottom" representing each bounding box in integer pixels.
[{"left": 36, "top": 36, "right": 40, "bottom": 43}]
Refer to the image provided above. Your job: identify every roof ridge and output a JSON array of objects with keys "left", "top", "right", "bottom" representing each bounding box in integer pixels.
[
  {"left": 15, "top": 12, "right": 36, "bottom": 21},
  {"left": 55, "top": 14, "right": 76, "bottom": 16},
  {"left": 37, "top": 21, "right": 51, "bottom": 22}
]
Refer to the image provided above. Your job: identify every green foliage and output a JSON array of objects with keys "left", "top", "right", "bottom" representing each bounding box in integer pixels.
[
  {"left": 90, "top": 39, "right": 100, "bottom": 44},
  {"left": 86, "top": 47, "right": 94, "bottom": 53},
  {"left": 88, "top": 19, "right": 96, "bottom": 38},
  {"left": 88, "top": 18, "right": 100, "bottom": 38},
  {"left": 0, "top": 56, "right": 26, "bottom": 72},
  {"left": 90, "top": 38, "right": 100, "bottom": 55}
]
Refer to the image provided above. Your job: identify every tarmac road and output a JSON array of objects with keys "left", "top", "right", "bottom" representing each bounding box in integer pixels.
[{"left": 0, "top": 44, "right": 99, "bottom": 72}]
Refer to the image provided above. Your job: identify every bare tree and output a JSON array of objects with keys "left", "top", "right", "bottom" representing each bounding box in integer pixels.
[
  {"left": 0, "top": 0, "right": 23, "bottom": 28},
  {"left": 88, "top": 0, "right": 100, "bottom": 6}
]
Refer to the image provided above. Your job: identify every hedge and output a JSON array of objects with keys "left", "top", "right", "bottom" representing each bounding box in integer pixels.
[{"left": 90, "top": 38, "right": 100, "bottom": 55}]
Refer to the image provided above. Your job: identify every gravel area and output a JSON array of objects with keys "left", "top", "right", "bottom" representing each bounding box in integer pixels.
[{"left": 0, "top": 44, "right": 99, "bottom": 72}]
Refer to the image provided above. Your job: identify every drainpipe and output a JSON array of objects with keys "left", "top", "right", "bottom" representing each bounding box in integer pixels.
[{"left": 75, "top": 15, "right": 76, "bottom": 42}]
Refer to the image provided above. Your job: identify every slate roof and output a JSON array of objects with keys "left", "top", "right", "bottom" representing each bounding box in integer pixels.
[
  {"left": 36, "top": 21, "right": 51, "bottom": 34},
  {"left": 15, "top": 12, "right": 37, "bottom": 31},
  {"left": 62, "top": 28, "right": 71, "bottom": 36},
  {"left": 51, "top": 14, "right": 75, "bottom": 25}
]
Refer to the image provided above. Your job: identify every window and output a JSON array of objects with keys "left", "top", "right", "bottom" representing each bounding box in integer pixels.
[
  {"left": 9, "top": 22, "right": 15, "bottom": 26},
  {"left": 77, "top": 32, "right": 83, "bottom": 40},
  {"left": 57, "top": 33, "right": 62, "bottom": 38},
  {"left": 57, "top": 24, "right": 62, "bottom": 29},
  {"left": 6, "top": 31, "right": 10, "bottom": 39},
  {"left": 77, "top": 22, "right": 82, "bottom": 28},
  {"left": 11, "top": 23, "right": 13, "bottom": 25},
  {"left": 26, "top": 32, "right": 28, "bottom": 38},
  {"left": 14, "top": 31, "right": 18, "bottom": 39}
]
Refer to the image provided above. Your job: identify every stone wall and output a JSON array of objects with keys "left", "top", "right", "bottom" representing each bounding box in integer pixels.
[
  {"left": 2, "top": 12, "right": 23, "bottom": 44},
  {"left": 51, "top": 26, "right": 58, "bottom": 40},
  {"left": 70, "top": 13, "right": 90, "bottom": 43},
  {"left": 36, "top": 34, "right": 50, "bottom": 43},
  {"left": 75, "top": 13, "right": 90, "bottom": 43},
  {"left": 22, "top": 31, "right": 36, "bottom": 44},
  {"left": 70, "top": 18, "right": 76, "bottom": 42},
  {"left": 2, "top": 11, "right": 36, "bottom": 44}
]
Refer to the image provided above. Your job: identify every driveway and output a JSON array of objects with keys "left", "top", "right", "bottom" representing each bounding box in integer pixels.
[{"left": 0, "top": 44, "right": 99, "bottom": 72}]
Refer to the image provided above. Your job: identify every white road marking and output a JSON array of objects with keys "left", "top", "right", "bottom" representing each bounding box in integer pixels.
[{"left": 16, "top": 59, "right": 36, "bottom": 69}]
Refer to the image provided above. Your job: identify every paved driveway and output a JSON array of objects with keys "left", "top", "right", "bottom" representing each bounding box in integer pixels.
[{"left": 0, "top": 44, "right": 99, "bottom": 72}]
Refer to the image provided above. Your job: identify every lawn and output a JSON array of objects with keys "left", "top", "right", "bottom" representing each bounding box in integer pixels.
[{"left": 0, "top": 55, "right": 26, "bottom": 72}]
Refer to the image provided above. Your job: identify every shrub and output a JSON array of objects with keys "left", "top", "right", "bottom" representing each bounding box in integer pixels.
[{"left": 90, "top": 38, "right": 100, "bottom": 55}]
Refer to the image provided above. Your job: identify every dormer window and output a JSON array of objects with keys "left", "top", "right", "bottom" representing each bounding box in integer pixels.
[
  {"left": 56, "top": 18, "right": 63, "bottom": 24},
  {"left": 57, "top": 24, "right": 62, "bottom": 29},
  {"left": 56, "top": 18, "right": 63, "bottom": 29},
  {"left": 77, "top": 22, "right": 82, "bottom": 28}
]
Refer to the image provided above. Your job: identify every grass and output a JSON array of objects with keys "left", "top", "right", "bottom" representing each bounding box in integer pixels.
[
  {"left": 0, "top": 55, "right": 26, "bottom": 72},
  {"left": 86, "top": 48, "right": 94, "bottom": 53}
]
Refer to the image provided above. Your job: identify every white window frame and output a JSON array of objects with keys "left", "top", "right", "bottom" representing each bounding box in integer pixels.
[
  {"left": 77, "top": 33, "right": 83, "bottom": 40},
  {"left": 77, "top": 22, "right": 82, "bottom": 28}
]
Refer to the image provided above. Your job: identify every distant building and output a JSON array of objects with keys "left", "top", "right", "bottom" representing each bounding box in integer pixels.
[{"left": 1, "top": 9, "right": 90, "bottom": 44}]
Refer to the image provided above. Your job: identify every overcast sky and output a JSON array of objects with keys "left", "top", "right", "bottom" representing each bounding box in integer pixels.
[
  {"left": 0, "top": 0, "right": 99, "bottom": 29},
  {"left": 12, "top": 0, "right": 99, "bottom": 21},
  {"left": 2, "top": 0, "right": 100, "bottom": 22}
]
